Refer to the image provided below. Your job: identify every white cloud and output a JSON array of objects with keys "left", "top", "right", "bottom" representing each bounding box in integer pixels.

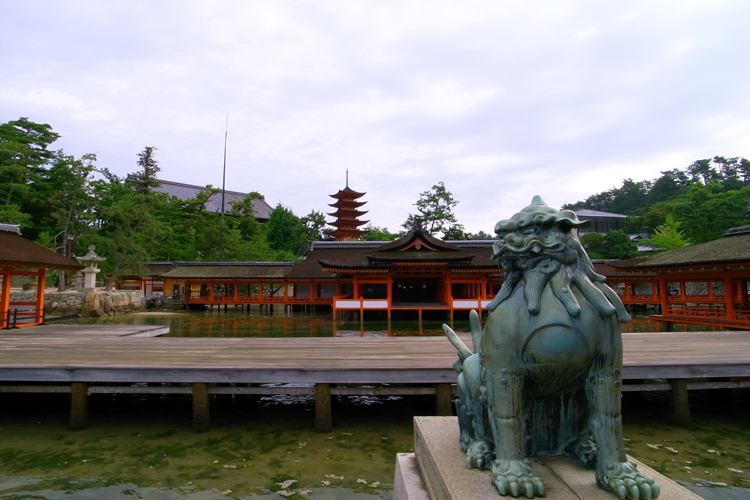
[{"left": 2, "top": 0, "right": 750, "bottom": 235}]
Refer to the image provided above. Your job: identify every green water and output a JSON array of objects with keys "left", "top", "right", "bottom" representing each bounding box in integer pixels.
[{"left": 1, "top": 310, "right": 745, "bottom": 499}]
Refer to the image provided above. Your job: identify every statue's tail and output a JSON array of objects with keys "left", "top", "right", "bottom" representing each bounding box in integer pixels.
[{"left": 443, "top": 323, "right": 473, "bottom": 362}]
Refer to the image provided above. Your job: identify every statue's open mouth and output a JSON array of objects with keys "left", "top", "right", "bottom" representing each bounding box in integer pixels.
[{"left": 497, "top": 240, "right": 566, "bottom": 256}]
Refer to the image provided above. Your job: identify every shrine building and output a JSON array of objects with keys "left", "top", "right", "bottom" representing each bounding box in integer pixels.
[
  {"left": 157, "top": 227, "right": 503, "bottom": 320},
  {"left": 612, "top": 226, "right": 750, "bottom": 330}
]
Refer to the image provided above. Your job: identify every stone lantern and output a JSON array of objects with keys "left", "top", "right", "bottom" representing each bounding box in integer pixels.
[{"left": 76, "top": 246, "right": 106, "bottom": 292}]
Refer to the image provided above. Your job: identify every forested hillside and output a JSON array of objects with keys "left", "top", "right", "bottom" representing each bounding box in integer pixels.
[
  {"left": 0, "top": 118, "right": 326, "bottom": 278},
  {"left": 563, "top": 157, "right": 750, "bottom": 246},
  {"left": 4, "top": 116, "right": 748, "bottom": 278}
]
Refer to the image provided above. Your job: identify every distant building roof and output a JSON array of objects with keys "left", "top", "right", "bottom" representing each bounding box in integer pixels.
[
  {"left": 572, "top": 209, "right": 628, "bottom": 218},
  {"left": 0, "top": 225, "right": 84, "bottom": 270},
  {"left": 155, "top": 180, "right": 273, "bottom": 221},
  {"left": 159, "top": 262, "right": 294, "bottom": 279}
]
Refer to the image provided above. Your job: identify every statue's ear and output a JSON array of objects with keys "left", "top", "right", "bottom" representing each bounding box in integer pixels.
[{"left": 556, "top": 210, "right": 589, "bottom": 230}]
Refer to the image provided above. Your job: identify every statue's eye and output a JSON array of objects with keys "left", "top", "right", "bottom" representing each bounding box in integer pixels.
[{"left": 521, "top": 227, "right": 538, "bottom": 235}]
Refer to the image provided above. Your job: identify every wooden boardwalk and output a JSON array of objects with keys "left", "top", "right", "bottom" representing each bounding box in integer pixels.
[{"left": 0, "top": 326, "right": 749, "bottom": 431}]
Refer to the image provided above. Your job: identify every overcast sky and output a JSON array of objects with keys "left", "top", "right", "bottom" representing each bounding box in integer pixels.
[{"left": 3, "top": 1, "right": 749, "bottom": 235}]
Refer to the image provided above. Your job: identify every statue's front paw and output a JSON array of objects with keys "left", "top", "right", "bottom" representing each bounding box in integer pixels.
[
  {"left": 491, "top": 459, "right": 545, "bottom": 498},
  {"left": 599, "top": 461, "right": 661, "bottom": 500},
  {"left": 465, "top": 439, "right": 494, "bottom": 470}
]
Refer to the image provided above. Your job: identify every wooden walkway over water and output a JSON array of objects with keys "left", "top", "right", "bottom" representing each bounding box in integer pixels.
[{"left": 0, "top": 326, "right": 749, "bottom": 431}]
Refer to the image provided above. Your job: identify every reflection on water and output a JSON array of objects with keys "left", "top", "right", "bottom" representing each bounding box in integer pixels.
[
  {"left": 58, "top": 308, "right": 716, "bottom": 337},
  {"left": 5, "top": 310, "right": 744, "bottom": 499}
]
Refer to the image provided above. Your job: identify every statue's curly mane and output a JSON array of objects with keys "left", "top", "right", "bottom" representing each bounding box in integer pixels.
[{"left": 487, "top": 196, "right": 630, "bottom": 322}]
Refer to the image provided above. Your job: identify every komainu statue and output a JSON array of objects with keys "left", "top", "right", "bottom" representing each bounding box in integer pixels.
[{"left": 443, "top": 196, "right": 660, "bottom": 499}]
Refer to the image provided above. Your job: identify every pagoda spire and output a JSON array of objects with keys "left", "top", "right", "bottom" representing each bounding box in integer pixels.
[{"left": 328, "top": 174, "right": 370, "bottom": 241}]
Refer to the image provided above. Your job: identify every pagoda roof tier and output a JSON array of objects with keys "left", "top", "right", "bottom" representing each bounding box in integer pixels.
[
  {"left": 329, "top": 186, "right": 366, "bottom": 199},
  {"left": 329, "top": 219, "right": 370, "bottom": 229},
  {"left": 328, "top": 199, "right": 367, "bottom": 209},
  {"left": 327, "top": 208, "right": 368, "bottom": 218}
]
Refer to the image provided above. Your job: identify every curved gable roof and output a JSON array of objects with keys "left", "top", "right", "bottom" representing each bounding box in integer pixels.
[
  {"left": 612, "top": 227, "right": 750, "bottom": 270},
  {"left": 0, "top": 226, "right": 84, "bottom": 270}
]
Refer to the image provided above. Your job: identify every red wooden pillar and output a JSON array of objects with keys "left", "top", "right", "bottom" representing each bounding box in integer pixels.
[
  {"left": 725, "top": 274, "right": 736, "bottom": 321},
  {"left": 740, "top": 279, "right": 749, "bottom": 310},
  {"left": 35, "top": 268, "right": 46, "bottom": 325},
  {"left": 659, "top": 275, "right": 670, "bottom": 315},
  {"left": 386, "top": 274, "right": 393, "bottom": 321},
  {"left": 1, "top": 265, "right": 12, "bottom": 328}
]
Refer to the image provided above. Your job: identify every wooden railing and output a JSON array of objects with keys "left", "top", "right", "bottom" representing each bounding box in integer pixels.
[
  {"left": 184, "top": 294, "right": 333, "bottom": 305},
  {"left": 1, "top": 307, "right": 44, "bottom": 329},
  {"left": 651, "top": 303, "right": 750, "bottom": 329},
  {"left": 666, "top": 304, "right": 750, "bottom": 320}
]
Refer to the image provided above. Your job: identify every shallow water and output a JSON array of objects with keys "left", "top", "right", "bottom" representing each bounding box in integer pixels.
[
  {"left": 57, "top": 308, "right": 715, "bottom": 337},
  {"left": 2, "top": 310, "right": 745, "bottom": 499}
]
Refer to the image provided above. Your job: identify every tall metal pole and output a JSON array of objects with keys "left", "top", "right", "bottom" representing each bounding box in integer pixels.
[{"left": 221, "top": 115, "right": 228, "bottom": 218}]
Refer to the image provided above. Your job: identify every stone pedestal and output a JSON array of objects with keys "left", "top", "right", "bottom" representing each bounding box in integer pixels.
[{"left": 394, "top": 417, "right": 703, "bottom": 500}]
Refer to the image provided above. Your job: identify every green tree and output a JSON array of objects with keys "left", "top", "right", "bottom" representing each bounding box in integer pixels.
[
  {"left": 266, "top": 203, "right": 307, "bottom": 256},
  {"left": 361, "top": 225, "right": 400, "bottom": 241},
  {"left": 0, "top": 203, "right": 30, "bottom": 226},
  {"left": 687, "top": 158, "right": 721, "bottom": 185},
  {"left": 402, "top": 181, "right": 464, "bottom": 238},
  {"left": 579, "top": 232, "right": 606, "bottom": 258},
  {"left": 468, "top": 230, "right": 496, "bottom": 240},
  {"left": 228, "top": 192, "right": 265, "bottom": 239},
  {"left": 126, "top": 146, "right": 161, "bottom": 194},
  {"left": 0, "top": 117, "right": 60, "bottom": 207},
  {"left": 27, "top": 151, "right": 96, "bottom": 243},
  {"left": 640, "top": 215, "right": 691, "bottom": 251},
  {"left": 300, "top": 210, "right": 328, "bottom": 241},
  {"left": 84, "top": 164, "right": 170, "bottom": 278},
  {"left": 580, "top": 230, "right": 637, "bottom": 259},
  {"left": 672, "top": 182, "right": 750, "bottom": 243}
]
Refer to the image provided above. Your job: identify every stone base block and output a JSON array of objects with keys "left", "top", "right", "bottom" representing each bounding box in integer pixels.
[{"left": 394, "top": 416, "right": 703, "bottom": 500}]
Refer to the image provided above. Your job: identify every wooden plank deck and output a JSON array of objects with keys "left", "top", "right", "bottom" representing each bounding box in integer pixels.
[{"left": 0, "top": 327, "right": 749, "bottom": 430}]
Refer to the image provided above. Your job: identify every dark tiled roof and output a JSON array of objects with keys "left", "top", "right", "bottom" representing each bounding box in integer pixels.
[
  {"left": 159, "top": 262, "right": 294, "bottom": 279},
  {"left": 146, "top": 263, "right": 176, "bottom": 276},
  {"left": 593, "top": 261, "right": 656, "bottom": 278},
  {"left": 286, "top": 232, "right": 498, "bottom": 278},
  {"left": 0, "top": 227, "right": 84, "bottom": 270},
  {"left": 155, "top": 180, "right": 273, "bottom": 220},
  {"left": 329, "top": 186, "right": 366, "bottom": 199},
  {"left": 611, "top": 230, "right": 750, "bottom": 270}
]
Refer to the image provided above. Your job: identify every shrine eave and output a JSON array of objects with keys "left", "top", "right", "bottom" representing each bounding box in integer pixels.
[
  {"left": 329, "top": 200, "right": 367, "bottom": 209},
  {"left": 329, "top": 187, "right": 366, "bottom": 199},
  {"left": 368, "top": 252, "right": 474, "bottom": 264},
  {"left": 327, "top": 209, "right": 369, "bottom": 217}
]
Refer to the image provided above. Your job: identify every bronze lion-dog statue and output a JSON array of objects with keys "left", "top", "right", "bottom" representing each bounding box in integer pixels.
[{"left": 443, "top": 196, "right": 659, "bottom": 499}]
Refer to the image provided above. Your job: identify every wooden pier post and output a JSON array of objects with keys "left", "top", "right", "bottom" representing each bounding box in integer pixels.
[
  {"left": 435, "top": 384, "right": 453, "bottom": 416},
  {"left": 315, "top": 383, "right": 332, "bottom": 432},
  {"left": 192, "top": 383, "right": 211, "bottom": 432},
  {"left": 69, "top": 382, "right": 89, "bottom": 430},
  {"left": 669, "top": 379, "right": 691, "bottom": 425}
]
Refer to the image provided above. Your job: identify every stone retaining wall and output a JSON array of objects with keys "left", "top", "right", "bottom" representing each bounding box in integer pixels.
[{"left": 10, "top": 290, "right": 146, "bottom": 318}]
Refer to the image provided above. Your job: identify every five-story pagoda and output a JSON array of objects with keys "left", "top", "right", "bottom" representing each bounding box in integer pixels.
[{"left": 328, "top": 173, "right": 370, "bottom": 241}]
